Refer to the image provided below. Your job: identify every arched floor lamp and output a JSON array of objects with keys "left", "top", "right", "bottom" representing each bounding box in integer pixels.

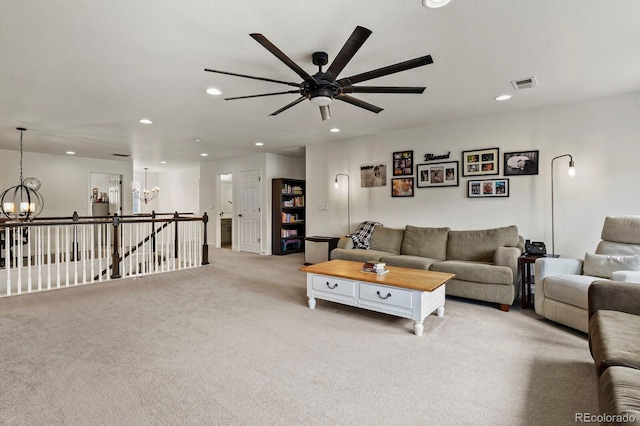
[
  {"left": 551, "top": 154, "right": 575, "bottom": 255},
  {"left": 334, "top": 173, "right": 350, "bottom": 235}
]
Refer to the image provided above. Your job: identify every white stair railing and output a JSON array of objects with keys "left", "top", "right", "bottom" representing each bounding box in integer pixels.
[{"left": 0, "top": 212, "right": 210, "bottom": 297}]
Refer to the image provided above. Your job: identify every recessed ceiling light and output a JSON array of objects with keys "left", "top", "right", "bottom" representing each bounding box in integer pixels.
[
  {"left": 206, "top": 88, "right": 222, "bottom": 96},
  {"left": 66, "top": 151, "right": 75, "bottom": 155},
  {"left": 139, "top": 118, "right": 153, "bottom": 124},
  {"left": 200, "top": 153, "right": 208, "bottom": 157},
  {"left": 423, "top": 0, "right": 451, "bottom": 8},
  {"left": 160, "top": 161, "right": 167, "bottom": 164},
  {"left": 330, "top": 128, "right": 340, "bottom": 133},
  {"left": 495, "top": 94, "right": 512, "bottom": 101},
  {"left": 193, "top": 138, "right": 201, "bottom": 143},
  {"left": 255, "top": 142, "right": 264, "bottom": 146}
]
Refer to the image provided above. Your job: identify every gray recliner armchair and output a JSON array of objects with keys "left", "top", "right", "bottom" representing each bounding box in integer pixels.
[{"left": 534, "top": 216, "right": 640, "bottom": 333}]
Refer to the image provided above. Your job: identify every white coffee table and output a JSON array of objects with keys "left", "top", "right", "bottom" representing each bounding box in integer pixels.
[{"left": 300, "top": 259, "right": 454, "bottom": 336}]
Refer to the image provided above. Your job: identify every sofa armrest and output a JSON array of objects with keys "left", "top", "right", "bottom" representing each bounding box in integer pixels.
[
  {"left": 336, "top": 236, "right": 354, "bottom": 250},
  {"left": 494, "top": 247, "right": 521, "bottom": 285},
  {"left": 534, "top": 257, "right": 583, "bottom": 315},
  {"left": 588, "top": 280, "right": 640, "bottom": 319},
  {"left": 534, "top": 257, "right": 583, "bottom": 282},
  {"left": 611, "top": 270, "right": 640, "bottom": 283}
]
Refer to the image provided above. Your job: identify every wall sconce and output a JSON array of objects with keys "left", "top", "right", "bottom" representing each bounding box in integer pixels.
[
  {"left": 334, "top": 173, "right": 351, "bottom": 235},
  {"left": 551, "top": 154, "right": 576, "bottom": 255}
]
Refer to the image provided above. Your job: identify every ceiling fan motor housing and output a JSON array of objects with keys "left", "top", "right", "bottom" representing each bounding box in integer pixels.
[{"left": 312, "top": 51, "right": 329, "bottom": 67}]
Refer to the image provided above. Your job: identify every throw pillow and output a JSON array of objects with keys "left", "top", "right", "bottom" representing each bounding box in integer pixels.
[
  {"left": 350, "top": 221, "right": 383, "bottom": 249},
  {"left": 583, "top": 252, "right": 640, "bottom": 279}
]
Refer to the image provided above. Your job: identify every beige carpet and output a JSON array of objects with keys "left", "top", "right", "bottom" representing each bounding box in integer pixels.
[{"left": 0, "top": 248, "right": 598, "bottom": 425}]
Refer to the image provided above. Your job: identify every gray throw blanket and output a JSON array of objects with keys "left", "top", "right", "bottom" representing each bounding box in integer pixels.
[{"left": 350, "top": 221, "right": 383, "bottom": 249}]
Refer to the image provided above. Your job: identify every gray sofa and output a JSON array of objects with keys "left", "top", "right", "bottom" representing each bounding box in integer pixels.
[
  {"left": 588, "top": 281, "right": 640, "bottom": 425},
  {"left": 330, "top": 224, "right": 523, "bottom": 311}
]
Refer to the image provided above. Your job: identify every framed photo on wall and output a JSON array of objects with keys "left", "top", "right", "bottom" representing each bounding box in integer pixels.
[
  {"left": 504, "top": 150, "right": 539, "bottom": 176},
  {"left": 416, "top": 161, "right": 459, "bottom": 188},
  {"left": 393, "top": 150, "right": 413, "bottom": 176},
  {"left": 462, "top": 147, "right": 499, "bottom": 177},
  {"left": 391, "top": 177, "right": 414, "bottom": 197},
  {"left": 467, "top": 178, "right": 510, "bottom": 198},
  {"left": 360, "top": 162, "right": 387, "bottom": 187}
]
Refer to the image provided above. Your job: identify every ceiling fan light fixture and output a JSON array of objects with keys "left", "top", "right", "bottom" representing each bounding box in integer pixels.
[
  {"left": 423, "top": 0, "right": 451, "bottom": 8},
  {"left": 310, "top": 96, "right": 332, "bottom": 107},
  {"left": 319, "top": 105, "right": 331, "bottom": 121}
]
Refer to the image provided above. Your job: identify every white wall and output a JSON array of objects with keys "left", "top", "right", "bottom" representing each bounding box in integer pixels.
[
  {"left": 158, "top": 166, "right": 200, "bottom": 215},
  {"left": 0, "top": 150, "right": 132, "bottom": 217},
  {"left": 306, "top": 91, "right": 640, "bottom": 259}
]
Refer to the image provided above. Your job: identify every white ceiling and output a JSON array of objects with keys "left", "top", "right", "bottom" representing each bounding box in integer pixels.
[{"left": 2, "top": 1, "right": 640, "bottom": 171}]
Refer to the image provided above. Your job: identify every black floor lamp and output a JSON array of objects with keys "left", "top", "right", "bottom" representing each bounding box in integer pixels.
[
  {"left": 334, "top": 173, "right": 350, "bottom": 235},
  {"left": 551, "top": 154, "right": 575, "bottom": 255}
]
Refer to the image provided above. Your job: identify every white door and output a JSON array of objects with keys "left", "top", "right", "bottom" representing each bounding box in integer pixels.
[
  {"left": 239, "top": 169, "right": 261, "bottom": 254},
  {"left": 109, "top": 175, "right": 122, "bottom": 215}
]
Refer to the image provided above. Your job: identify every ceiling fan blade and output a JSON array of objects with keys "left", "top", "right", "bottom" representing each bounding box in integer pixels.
[
  {"left": 335, "top": 94, "right": 383, "bottom": 114},
  {"left": 323, "top": 26, "right": 372, "bottom": 83},
  {"left": 225, "top": 91, "right": 300, "bottom": 101},
  {"left": 250, "top": 34, "right": 316, "bottom": 83},
  {"left": 204, "top": 68, "right": 300, "bottom": 88},
  {"left": 337, "top": 55, "right": 433, "bottom": 85},
  {"left": 270, "top": 96, "right": 306, "bottom": 116},
  {"left": 343, "top": 86, "right": 426, "bottom": 94}
]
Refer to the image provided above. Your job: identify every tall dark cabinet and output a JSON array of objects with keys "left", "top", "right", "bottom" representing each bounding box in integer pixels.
[{"left": 272, "top": 178, "right": 305, "bottom": 255}]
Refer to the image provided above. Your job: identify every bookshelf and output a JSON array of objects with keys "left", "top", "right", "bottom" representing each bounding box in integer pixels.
[{"left": 272, "top": 178, "right": 305, "bottom": 255}]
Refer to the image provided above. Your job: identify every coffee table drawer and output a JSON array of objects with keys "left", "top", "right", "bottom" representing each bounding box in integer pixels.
[
  {"left": 359, "top": 283, "right": 412, "bottom": 309},
  {"left": 312, "top": 275, "right": 355, "bottom": 297}
]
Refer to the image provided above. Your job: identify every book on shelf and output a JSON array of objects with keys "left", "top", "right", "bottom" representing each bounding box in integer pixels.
[
  {"left": 281, "top": 229, "right": 298, "bottom": 238},
  {"left": 281, "top": 212, "right": 301, "bottom": 223},
  {"left": 282, "top": 196, "right": 304, "bottom": 208},
  {"left": 281, "top": 183, "right": 304, "bottom": 195}
]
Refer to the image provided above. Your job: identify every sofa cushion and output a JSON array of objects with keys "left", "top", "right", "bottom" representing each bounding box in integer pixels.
[
  {"left": 369, "top": 227, "right": 405, "bottom": 255},
  {"left": 429, "top": 260, "right": 512, "bottom": 285},
  {"left": 446, "top": 225, "right": 519, "bottom": 262},
  {"left": 584, "top": 253, "right": 640, "bottom": 279},
  {"left": 589, "top": 309, "right": 640, "bottom": 376},
  {"left": 543, "top": 274, "right": 600, "bottom": 310},
  {"left": 401, "top": 225, "right": 449, "bottom": 260},
  {"left": 330, "top": 248, "right": 390, "bottom": 263},
  {"left": 598, "top": 366, "right": 640, "bottom": 425},
  {"left": 380, "top": 255, "right": 441, "bottom": 270}
]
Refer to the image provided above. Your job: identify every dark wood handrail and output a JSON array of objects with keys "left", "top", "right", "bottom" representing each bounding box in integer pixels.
[{"left": 2, "top": 211, "right": 209, "bottom": 273}]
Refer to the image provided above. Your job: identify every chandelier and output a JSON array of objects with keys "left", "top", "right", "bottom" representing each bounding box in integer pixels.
[
  {"left": 132, "top": 167, "right": 159, "bottom": 204},
  {"left": 0, "top": 128, "right": 44, "bottom": 221}
]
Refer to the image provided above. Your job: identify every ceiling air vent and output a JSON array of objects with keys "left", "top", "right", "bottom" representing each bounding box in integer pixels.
[
  {"left": 511, "top": 76, "right": 538, "bottom": 91},
  {"left": 112, "top": 153, "right": 131, "bottom": 157}
]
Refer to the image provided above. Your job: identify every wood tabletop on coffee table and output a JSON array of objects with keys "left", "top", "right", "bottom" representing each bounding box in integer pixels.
[{"left": 300, "top": 259, "right": 454, "bottom": 292}]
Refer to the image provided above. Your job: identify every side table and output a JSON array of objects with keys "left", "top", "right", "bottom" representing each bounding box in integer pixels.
[
  {"left": 304, "top": 236, "right": 340, "bottom": 265},
  {"left": 519, "top": 253, "right": 559, "bottom": 309}
]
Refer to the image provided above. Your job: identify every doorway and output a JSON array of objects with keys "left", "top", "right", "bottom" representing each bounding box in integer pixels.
[
  {"left": 238, "top": 169, "right": 261, "bottom": 254},
  {"left": 219, "top": 173, "right": 233, "bottom": 249},
  {"left": 89, "top": 172, "right": 122, "bottom": 216}
]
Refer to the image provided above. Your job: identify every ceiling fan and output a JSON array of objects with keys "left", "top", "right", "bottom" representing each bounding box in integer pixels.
[{"left": 204, "top": 26, "right": 433, "bottom": 121}]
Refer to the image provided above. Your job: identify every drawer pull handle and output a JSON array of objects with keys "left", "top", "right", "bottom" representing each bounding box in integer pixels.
[
  {"left": 376, "top": 291, "right": 392, "bottom": 299},
  {"left": 326, "top": 282, "right": 338, "bottom": 289}
]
